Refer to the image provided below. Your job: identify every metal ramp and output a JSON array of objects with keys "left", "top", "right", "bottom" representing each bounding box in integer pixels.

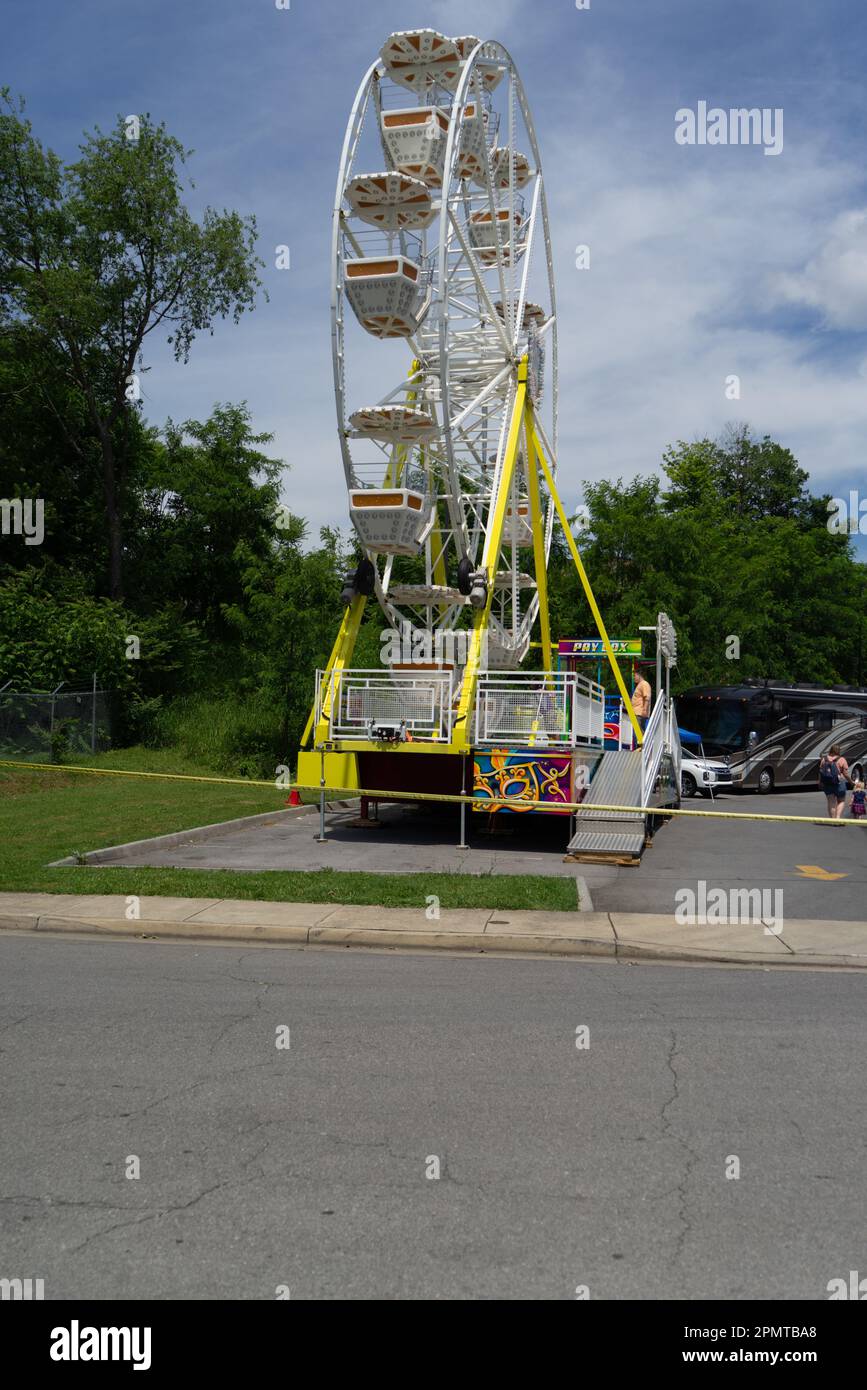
[{"left": 565, "top": 748, "right": 646, "bottom": 864}]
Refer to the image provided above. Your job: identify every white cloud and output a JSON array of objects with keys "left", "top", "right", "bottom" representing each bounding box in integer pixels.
[{"left": 771, "top": 209, "right": 867, "bottom": 329}]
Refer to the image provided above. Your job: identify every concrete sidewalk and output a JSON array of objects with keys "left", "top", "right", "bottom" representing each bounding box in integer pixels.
[{"left": 1, "top": 892, "right": 866, "bottom": 968}]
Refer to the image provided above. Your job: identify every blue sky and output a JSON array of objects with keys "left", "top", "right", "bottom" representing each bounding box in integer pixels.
[{"left": 6, "top": 0, "right": 867, "bottom": 554}]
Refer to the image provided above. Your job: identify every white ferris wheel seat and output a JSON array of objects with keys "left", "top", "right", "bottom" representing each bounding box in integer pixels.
[
  {"left": 387, "top": 583, "right": 466, "bottom": 606},
  {"left": 468, "top": 204, "right": 527, "bottom": 267},
  {"left": 491, "top": 571, "right": 537, "bottom": 593},
  {"left": 484, "top": 632, "right": 529, "bottom": 669},
  {"left": 452, "top": 36, "right": 506, "bottom": 92},
  {"left": 349, "top": 487, "right": 433, "bottom": 557},
  {"left": 455, "top": 101, "right": 491, "bottom": 182},
  {"left": 495, "top": 300, "right": 547, "bottom": 331},
  {"left": 380, "top": 107, "right": 450, "bottom": 187},
  {"left": 451, "top": 35, "right": 481, "bottom": 61},
  {"left": 379, "top": 30, "right": 462, "bottom": 92},
  {"left": 349, "top": 406, "right": 437, "bottom": 444},
  {"left": 505, "top": 504, "right": 535, "bottom": 548},
  {"left": 491, "top": 146, "right": 532, "bottom": 189},
  {"left": 344, "top": 255, "right": 430, "bottom": 339},
  {"left": 345, "top": 172, "right": 435, "bottom": 232}
]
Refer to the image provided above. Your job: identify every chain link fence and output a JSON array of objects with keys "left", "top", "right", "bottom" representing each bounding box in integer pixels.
[{"left": 0, "top": 680, "right": 112, "bottom": 761}]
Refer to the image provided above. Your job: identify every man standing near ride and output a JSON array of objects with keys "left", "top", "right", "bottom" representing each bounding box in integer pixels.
[
  {"left": 632, "top": 669, "right": 652, "bottom": 733},
  {"left": 819, "top": 744, "right": 850, "bottom": 820}
]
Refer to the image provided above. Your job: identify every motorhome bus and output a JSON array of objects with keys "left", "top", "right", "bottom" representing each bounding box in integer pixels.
[{"left": 675, "top": 681, "right": 867, "bottom": 793}]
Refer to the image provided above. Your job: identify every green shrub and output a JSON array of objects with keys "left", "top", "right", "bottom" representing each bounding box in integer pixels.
[{"left": 143, "top": 692, "right": 284, "bottom": 780}]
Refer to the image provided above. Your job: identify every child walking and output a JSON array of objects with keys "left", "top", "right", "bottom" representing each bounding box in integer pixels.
[{"left": 851, "top": 780, "right": 866, "bottom": 819}]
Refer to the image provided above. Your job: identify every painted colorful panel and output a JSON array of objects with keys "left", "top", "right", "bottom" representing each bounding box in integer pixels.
[{"left": 472, "top": 748, "right": 574, "bottom": 814}]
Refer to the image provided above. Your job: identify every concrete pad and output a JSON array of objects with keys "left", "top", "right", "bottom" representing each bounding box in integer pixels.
[
  {"left": 317, "top": 905, "right": 493, "bottom": 933},
  {"left": 0, "top": 892, "right": 86, "bottom": 916},
  {"left": 3, "top": 890, "right": 866, "bottom": 967},
  {"left": 35, "top": 915, "right": 309, "bottom": 945},
  {"left": 778, "top": 920, "right": 867, "bottom": 958},
  {"left": 483, "top": 909, "right": 613, "bottom": 941},
  {"left": 183, "top": 900, "right": 341, "bottom": 929},
  {"left": 0, "top": 893, "right": 223, "bottom": 921},
  {"left": 609, "top": 914, "right": 792, "bottom": 959}
]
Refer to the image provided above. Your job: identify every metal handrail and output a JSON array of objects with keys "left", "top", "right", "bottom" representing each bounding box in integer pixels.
[{"left": 640, "top": 693, "right": 668, "bottom": 805}]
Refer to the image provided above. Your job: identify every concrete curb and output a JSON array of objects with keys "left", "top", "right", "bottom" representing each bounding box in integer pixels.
[
  {"left": 1, "top": 903, "right": 865, "bottom": 968},
  {"left": 46, "top": 801, "right": 359, "bottom": 866}
]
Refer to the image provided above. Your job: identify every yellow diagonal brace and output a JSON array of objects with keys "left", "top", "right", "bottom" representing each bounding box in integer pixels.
[
  {"left": 524, "top": 400, "right": 553, "bottom": 676},
  {"left": 532, "top": 426, "right": 644, "bottom": 747},
  {"left": 302, "top": 593, "right": 367, "bottom": 747},
  {"left": 453, "top": 362, "right": 528, "bottom": 750}
]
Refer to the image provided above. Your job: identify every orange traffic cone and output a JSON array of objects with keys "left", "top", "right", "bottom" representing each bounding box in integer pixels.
[{"left": 287, "top": 787, "right": 302, "bottom": 808}]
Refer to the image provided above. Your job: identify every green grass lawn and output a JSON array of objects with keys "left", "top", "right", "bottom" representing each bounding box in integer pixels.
[{"left": 0, "top": 751, "right": 577, "bottom": 911}]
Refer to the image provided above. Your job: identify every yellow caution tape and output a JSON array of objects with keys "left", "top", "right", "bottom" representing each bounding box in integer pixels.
[
  {"left": 297, "top": 783, "right": 867, "bottom": 827},
  {"left": 2, "top": 760, "right": 864, "bottom": 828},
  {"left": 0, "top": 759, "right": 280, "bottom": 789}
]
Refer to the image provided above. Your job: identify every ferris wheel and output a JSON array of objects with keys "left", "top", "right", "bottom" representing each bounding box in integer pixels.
[{"left": 331, "top": 29, "right": 559, "bottom": 674}]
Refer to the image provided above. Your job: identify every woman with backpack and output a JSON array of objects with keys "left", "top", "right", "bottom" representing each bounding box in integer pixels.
[{"left": 818, "top": 745, "right": 850, "bottom": 820}]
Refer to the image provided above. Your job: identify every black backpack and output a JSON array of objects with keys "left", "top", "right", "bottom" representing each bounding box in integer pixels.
[{"left": 820, "top": 756, "right": 843, "bottom": 793}]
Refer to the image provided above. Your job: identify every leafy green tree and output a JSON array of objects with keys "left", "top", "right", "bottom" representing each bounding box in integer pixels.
[
  {"left": 0, "top": 569, "right": 132, "bottom": 689},
  {"left": 127, "top": 404, "right": 282, "bottom": 647},
  {"left": 662, "top": 424, "right": 811, "bottom": 520},
  {"left": 223, "top": 516, "right": 354, "bottom": 755},
  {"left": 0, "top": 92, "right": 263, "bottom": 598},
  {"left": 549, "top": 428, "right": 866, "bottom": 692}
]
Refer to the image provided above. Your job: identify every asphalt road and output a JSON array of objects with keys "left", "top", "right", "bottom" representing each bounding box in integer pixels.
[{"left": 2, "top": 932, "right": 865, "bottom": 1300}]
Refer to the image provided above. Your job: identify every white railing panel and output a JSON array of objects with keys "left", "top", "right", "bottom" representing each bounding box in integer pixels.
[
  {"left": 475, "top": 671, "right": 604, "bottom": 748},
  {"left": 318, "top": 668, "right": 455, "bottom": 743}
]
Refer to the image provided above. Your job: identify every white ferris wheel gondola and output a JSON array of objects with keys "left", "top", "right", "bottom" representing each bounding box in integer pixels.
[
  {"left": 491, "top": 146, "right": 532, "bottom": 189},
  {"left": 349, "top": 405, "right": 438, "bottom": 444},
  {"left": 345, "top": 172, "right": 435, "bottom": 232},
  {"left": 379, "top": 29, "right": 462, "bottom": 92}
]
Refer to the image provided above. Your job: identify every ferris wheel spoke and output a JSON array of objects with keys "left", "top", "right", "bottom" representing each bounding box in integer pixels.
[
  {"left": 445, "top": 212, "right": 514, "bottom": 358},
  {"left": 514, "top": 174, "right": 542, "bottom": 349}
]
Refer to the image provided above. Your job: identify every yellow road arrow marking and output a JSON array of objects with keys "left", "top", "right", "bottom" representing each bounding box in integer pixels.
[{"left": 796, "top": 865, "right": 849, "bottom": 880}]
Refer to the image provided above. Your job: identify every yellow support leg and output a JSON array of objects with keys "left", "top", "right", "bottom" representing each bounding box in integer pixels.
[
  {"left": 524, "top": 401, "right": 553, "bottom": 676},
  {"left": 532, "top": 427, "right": 644, "bottom": 747},
  {"left": 301, "top": 593, "right": 367, "bottom": 748}
]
